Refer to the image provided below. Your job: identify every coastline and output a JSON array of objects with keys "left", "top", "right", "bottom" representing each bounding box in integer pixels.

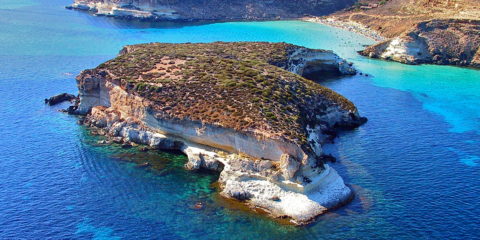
[
  {"left": 303, "top": 17, "right": 386, "bottom": 42},
  {"left": 70, "top": 42, "right": 365, "bottom": 225},
  {"left": 68, "top": 2, "right": 385, "bottom": 43},
  {"left": 66, "top": 1, "right": 479, "bottom": 69}
]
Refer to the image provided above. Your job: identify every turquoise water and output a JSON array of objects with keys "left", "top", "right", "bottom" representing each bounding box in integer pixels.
[{"left": 1, "top": 0, "right": 479, "bottom": 239}]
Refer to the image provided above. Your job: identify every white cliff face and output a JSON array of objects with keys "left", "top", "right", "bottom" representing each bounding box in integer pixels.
[
  {"left": 84, "top": 103, "right": 352, "bottom": 225},
  {"left": 287, "top": 48, "right": 356, "bottom": 77},
  {"left": 378, "top": 36, "right": 431, "bottom": 64},
  {"left": 144, "top": 114, "right": 308, "bottom": 162},
  {"left": 75, "top": 70, "right": 111, "bottom": 115},
  {"left": 68, "top": 1, "right": 179, "bottom": 20}
]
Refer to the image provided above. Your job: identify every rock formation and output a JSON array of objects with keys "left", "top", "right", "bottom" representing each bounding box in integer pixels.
[
  {"left": 71, "top": 42, "right": 366, "bottom": 225},
  {"left": 359, "top": 19, "right": 480, "bottom": 67},
  {"left": 67, "top": 0, "right": 355, "bottom": 21},
  {"left": 45, "top": 93, "right": 77, "bottom": 106}
]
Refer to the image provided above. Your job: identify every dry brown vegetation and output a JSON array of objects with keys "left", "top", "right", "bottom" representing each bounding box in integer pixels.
[{"left": 94, "top": 42, "right": 357, "bottom": 145}]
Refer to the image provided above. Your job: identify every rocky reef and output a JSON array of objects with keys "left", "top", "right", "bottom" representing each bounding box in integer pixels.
[
  {"left": 71, "top": 42, "right": 365, "bottom": 225},
  {"left": 67, "top": 0, "right": 355, "bottom": 21}
]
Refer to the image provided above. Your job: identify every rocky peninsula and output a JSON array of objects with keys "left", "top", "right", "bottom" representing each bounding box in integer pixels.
[
  {"left": 70, "top": 42, "right": 366, "bottom": 225},
  {"left": 359, "top": 19, "right": 480, "bottom": 67},
  {"left": 67, "top": 0, "right": 355, "bottom": 21},
  {"left": 310, "top": 0, "right": 480, "bottom": 68}
]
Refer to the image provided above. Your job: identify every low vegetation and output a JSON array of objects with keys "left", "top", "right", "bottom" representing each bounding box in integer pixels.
[{"left": 94, "top": 42, "right": 356, "bottom": 145}]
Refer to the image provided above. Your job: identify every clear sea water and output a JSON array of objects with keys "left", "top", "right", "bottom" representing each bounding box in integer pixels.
[{"left": 1, "top": 0, "right": 479, "bottom": 239}]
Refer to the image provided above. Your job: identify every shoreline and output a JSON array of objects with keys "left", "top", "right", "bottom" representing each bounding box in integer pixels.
[
  {"left": 79, "top": 105, "right": 354, "bottom": 226},
  {"left": 67, "top": 3, "right": 385, "bottom": 44},
  {"left": 66, "top": 5, "right": 298, "bottom": 23},
  {"left": 302, "top": 17, "right": 386, "bottom": 42},
  {"left": 70, "top": 41, "right": 365, "bottom": 225}
]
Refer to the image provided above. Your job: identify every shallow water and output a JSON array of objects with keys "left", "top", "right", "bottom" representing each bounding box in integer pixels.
[{"left": 1, "top": 0, "right": 479, "bottom": 239}]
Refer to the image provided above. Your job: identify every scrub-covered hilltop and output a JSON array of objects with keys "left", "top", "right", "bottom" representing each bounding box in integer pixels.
[
  {"left": 311, "top": 0, "right": 480, "bottom": 68},
  {"left": 72, "top": 42, "right": 365, "bottom": 225},
  {"left": 67, "top": 0, "right": 355, "bottom": 21}
]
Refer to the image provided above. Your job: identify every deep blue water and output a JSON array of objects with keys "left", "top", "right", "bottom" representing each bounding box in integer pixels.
[{"left": 1, "top": 0, "right": 479, "bottom": 239}]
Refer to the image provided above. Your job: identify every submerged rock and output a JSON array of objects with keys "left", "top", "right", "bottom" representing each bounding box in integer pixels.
[
  {"left": 139, "top": 146, "right": 150, "bottom": 152},
  {"left": 72, "top": 42, "right": 365, "bottom": 225},
  {"left": 136, "top": 162, "right": 150, "bottom": 168},
  {"left": 193, "top": 202, "right": 204, "bottom": 210},
  {"left": 121, "top": 143, "right": 132, "bottom": 149}
]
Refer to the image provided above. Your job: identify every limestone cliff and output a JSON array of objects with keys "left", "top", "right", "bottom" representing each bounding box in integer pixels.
[
  {"left": 72, "top": 42, "right": 365, "bottom": 225},
  {"left": 67, "top": 0, "right": 355, "bottom": 21}
]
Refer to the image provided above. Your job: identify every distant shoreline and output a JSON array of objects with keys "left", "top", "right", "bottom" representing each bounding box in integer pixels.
[{"left": 302, "top": 17, "right": 386, "bottom": 42}]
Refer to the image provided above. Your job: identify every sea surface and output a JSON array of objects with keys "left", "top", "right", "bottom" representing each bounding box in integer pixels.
[{"left": 1, "top": 0, "right": 479, "bottom": 239}]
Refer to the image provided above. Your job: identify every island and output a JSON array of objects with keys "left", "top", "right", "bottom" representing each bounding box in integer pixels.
[{"left": 69, "top": 42, "right": 366, "bottom": 225}]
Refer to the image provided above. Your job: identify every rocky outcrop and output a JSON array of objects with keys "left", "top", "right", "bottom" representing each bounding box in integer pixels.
[
  {"left": 72, "top": 42, "right": 365, "bottom": 225},
  {"left": 286, "top": 47, "right": 356, "bottom": 80},
  {"left": 45, "top": 93, "right": 77, "bottom": 106},
  {"left": 67, "top": 0, "right": 356, "bottom": 21},
  {"left": 359, "top": 19, "right": 480, "bottom": 67}
]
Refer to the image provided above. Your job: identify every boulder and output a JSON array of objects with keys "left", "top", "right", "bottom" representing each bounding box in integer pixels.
[{"left": 45, "top": 93, "right": 76, "bottom": 106}]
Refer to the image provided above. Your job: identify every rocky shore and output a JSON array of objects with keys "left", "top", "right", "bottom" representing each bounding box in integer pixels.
[
  {"left": 68, "top": 42, "right": 366, "bottom": 225},
  {"left": 308, "top": 17, "right": 480, "bottom": 68},
  {"left": 67, "top": 0, "right": 355, "bottom": 22}
]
